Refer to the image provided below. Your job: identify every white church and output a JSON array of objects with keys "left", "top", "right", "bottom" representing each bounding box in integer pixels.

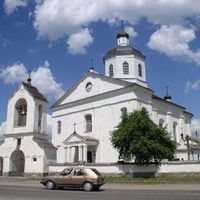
[{"left": 0, "top": 28, "right": 198, "bottom": 176}]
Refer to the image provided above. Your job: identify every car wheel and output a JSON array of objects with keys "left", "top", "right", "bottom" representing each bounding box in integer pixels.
[
  {"left": 46, "top": 180, "right": 55, "bottom": 190},
  {"left": 83, "top": 182, "right": 93, "bottom": 192}
]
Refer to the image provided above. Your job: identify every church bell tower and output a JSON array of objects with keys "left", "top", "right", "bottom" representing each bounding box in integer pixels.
[{"left": 6, "top": 72, "right": 48, "bottom": 136}]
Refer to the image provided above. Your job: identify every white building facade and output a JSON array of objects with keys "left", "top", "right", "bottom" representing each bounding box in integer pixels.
[{"left": 51, "top": 29, "right": 194, "bottom": 165}]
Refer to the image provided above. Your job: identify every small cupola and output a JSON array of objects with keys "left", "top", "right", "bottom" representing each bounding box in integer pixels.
[
  {"left": 27, "top": 70, "right": 32, "bottom": 85},
  {"left": 88, "top": 59, "right": 97, "bottom": 73},
  {"left": 117, "top": 21, "right": 129, "bottom": 46},
  {"left": 164, "top": 87, "right": 172, "bottom": 102}
]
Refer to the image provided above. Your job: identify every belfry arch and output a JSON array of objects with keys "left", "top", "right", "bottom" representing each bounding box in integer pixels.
[
  {"left": 9, "top": 150, "right": 25, "bottom": 176},
  {"left": 14, "top": 98, "right": 27, "bottom": 127}
]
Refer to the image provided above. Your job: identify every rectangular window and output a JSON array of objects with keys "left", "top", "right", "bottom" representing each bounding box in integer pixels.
[
  {"left": 33, "top": 157, "right": 37, "bottom": 162},
  {"left": 57, "top": 121, "right": 61, "bottom": 134},
  {"left": 109, "top": 65, "right": 114, "bottom": 77},
  {"left": 85, "top": 114, "right": 92, "bottom": 132},
  {"left": 86, "top": 123, "right": 92, "bottom": 132},
  {"left": 17, "top": 138, "right": 21, "bottom": 146}
]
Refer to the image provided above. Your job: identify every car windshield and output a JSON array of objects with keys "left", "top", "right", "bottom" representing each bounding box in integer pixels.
[{"left": 91, "top": 168, "right": 102, "bottom": 176}]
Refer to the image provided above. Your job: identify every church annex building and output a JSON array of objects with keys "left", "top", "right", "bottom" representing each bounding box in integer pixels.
[{"left": 0, "top": 28, "right": 199, "bottom": 176}]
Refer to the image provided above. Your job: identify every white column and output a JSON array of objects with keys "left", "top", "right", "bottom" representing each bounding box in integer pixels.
[
  {"left": 78, "top": 145, "right": 83, "bottom": 162},
  {"left": 167, "top": 111, "right": 172, "bottom": 136},
  {"left": 66, "top": 146, "right": 69, "bottom": 162},
  {"left": 68, "top": 146, "right": 71, "bottom": 163},
  {"left": 83, "top": 145, "right": 87, "bottom": 162}
]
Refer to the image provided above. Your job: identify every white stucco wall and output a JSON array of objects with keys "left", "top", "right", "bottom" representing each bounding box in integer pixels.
[
  {"left": 105, "top": 55, "right": 147, "bottom": 87},
  {"left": 48, "top": 161, "right": 200, "bottom": 175},
  {"left": 0, "top": 136, "right": 45, "bottom": 174}
]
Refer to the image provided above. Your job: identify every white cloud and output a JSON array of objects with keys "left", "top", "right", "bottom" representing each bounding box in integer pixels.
[
  {"left": 185, "top": 79, "right": 200, "bottom": 93},
  {"left": 32, "top": 0, "right": 200, "bottom": 54},
  {"left": 4, "top": 0, "right": 200, "bottom": 55},
  {"left": 0, "top": 34, "right": 10, "bottom": 47},
  {"left": 4, "top": 0, "right": 28, "bottom": 15},
  {"left": 31, "top": 61, "right": 64, "bottom": 100},
  {"left": 33, "top": 0, "right": 200, "bottom": 39},
  {"left": 67, "top": 28, "right": 94, "bottom": 55},
  {"left": 33, "top": 0, "right": 107, "bottom": 40},
  {"left": 124, "top": 26, "right": 137, "bottom": 38},
  {"left": 0, "top": 61, "right": 64, "bottom": 100},
  {"left": 147, "top": 25, "right": 200, "bottom": 66},
  {"left": 0, "top": 63, "right": 27, "bottom": 84}
]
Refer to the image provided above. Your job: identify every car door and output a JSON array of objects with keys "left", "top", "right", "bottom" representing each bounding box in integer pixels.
[
  {"left": 70, "top": 168, "right": 86, "bottom": 188},
  {"left": 55, "top": 168, "right": 72, "bottom": 186}
]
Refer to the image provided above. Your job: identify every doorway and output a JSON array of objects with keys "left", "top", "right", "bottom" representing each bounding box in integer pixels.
[
  {"left": 9, "top": 150, "right": 25, "bottom": 176},
  {"left": 87, "top": 151, "right": 92, "bottom": 163}
]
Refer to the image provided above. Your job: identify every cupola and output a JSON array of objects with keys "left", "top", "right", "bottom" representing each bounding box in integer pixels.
[
  {"left": 103, "top": 21, "right": 148, "bottom": 88},
  {"left": 116, "top": 21, "right": 129, "bottom": 46}
]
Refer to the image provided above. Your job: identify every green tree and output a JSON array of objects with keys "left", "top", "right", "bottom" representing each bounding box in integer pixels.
[{"left": 111, "top": 108, "right": 177, "bottom": 164}]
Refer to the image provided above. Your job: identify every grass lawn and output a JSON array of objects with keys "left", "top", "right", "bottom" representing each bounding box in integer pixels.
[{"left": 105, "top": 176, "right": 200, "bottom": 184}]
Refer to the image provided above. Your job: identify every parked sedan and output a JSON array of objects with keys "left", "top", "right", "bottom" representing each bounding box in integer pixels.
[{"left": 40, "top": 167, "right": 105, "bottom": 191}]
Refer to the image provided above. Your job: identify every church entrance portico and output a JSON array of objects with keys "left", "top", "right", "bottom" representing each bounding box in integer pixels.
[
  {"left": 9, "top": 150, "right": 25, "bottom": 176},
  {"left": 66, "top": 144, "right": 88, "bottom": 163},
  {"left": 63, "top": 132, "right": 98, "bottom": 164}
]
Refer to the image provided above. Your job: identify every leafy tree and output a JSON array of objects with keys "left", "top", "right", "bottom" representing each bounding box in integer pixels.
[{"left": 111, "top": 108, "right": 177, "bottom": 164}]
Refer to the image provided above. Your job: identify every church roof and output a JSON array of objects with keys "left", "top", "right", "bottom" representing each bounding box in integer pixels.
[
  {"left": 116, "top": 30, "right": 129, "bottom": 39},
  {"left": 22, "top": 82, "right": 47, "bottom": 102},
  {"left": 103, "top": 45, "right": 146, "bottom": 61},
  {"left": 33, "top": 136, "right": 56, "bottom": 148},
  {"left": 152, "top": 95, "right": 186, "bottom": 110}
]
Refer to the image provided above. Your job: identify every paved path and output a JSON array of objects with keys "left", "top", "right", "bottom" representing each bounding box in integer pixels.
[{"left": 0, "top": 176, "right": 200, "bottom": 191}]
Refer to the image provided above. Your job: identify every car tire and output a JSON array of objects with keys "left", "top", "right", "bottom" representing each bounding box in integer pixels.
[
  {"left": 46, "top": 180, "right": 55, "bottom": 190},
  {"left": 83, "top": 182, "right": 93, "bottom": 192}
]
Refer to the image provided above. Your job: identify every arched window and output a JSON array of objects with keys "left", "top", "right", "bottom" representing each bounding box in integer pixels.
[
  {"left": 138, "top": 64, "right": 142, "bottom": 77},
  {"left": 57, "top": 121, "right": 61, "bottom": 134},
  {"left": 123, "top": 61, "right": 129, "bottom": 75},
  {"left": 15, "top": 98, "right": 27, "bottom": 127},
  {"left": 38, "top": 104, "right": 43, "bottom": 129},
  {"left": 173, "top": 122, "right": 177, "bottom": 141},
  {"left": 109, "top": 64, "right": 114, "bottom": 77},
  {"left": 159, "top": 119, "right": 164, "bottom": 128},
  {"left": 85, "top": 114, "right": 92, "bottom": 132}
]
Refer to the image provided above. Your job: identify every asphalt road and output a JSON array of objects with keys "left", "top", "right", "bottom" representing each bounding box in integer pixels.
[{"left": 1, "top": 184, "right": 200, "bottom": 200}]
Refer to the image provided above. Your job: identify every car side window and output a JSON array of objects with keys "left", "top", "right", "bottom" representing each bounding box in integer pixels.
[
  {"left": 60, "top": 168, "right": 72, "bottom": 176},
  {"left": 73, "top": 169, "right": 84, "bottom": 176}
]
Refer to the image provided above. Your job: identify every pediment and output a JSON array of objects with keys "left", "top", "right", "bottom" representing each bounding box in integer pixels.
[
  {"left": 63, "top": 132, "right": 86, "bottom": 145},
  {"left": 63, "top": 132, "right": 98, "bottom": 146},
  {"left": 52, "top": 72, "right": 132, "bottom": 108}
]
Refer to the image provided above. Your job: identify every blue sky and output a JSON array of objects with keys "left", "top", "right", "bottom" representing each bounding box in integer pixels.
[{"left": 1, "top": 0, "right": 200, "bottom": 134}]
